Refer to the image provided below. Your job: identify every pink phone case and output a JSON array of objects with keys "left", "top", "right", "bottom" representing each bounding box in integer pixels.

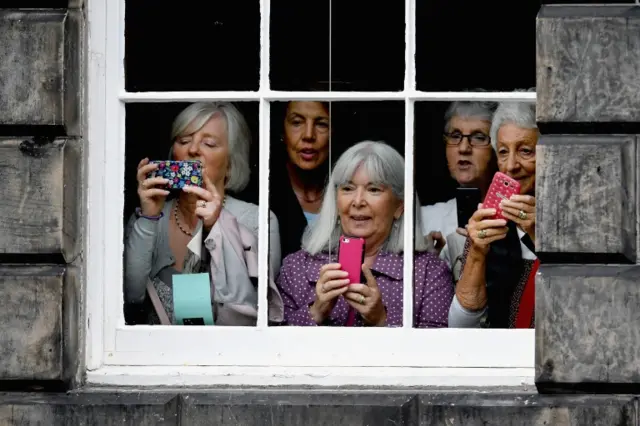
[
  {"left": 482, "top": 172, "right": 521, "bottom": 221},
  {"left": 338, "top": 235, "right": 365, "bottom": 285}
]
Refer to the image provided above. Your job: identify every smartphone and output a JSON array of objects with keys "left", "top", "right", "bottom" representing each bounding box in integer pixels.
[
  {"left": 338, "top": 235, "right": 366, "bottom": 285},
  {"left": 147, "top": 160, "right": 203, "bottom": 190},
  {"left": 455, "top": 187, "right": 482, "bottom": 228},
  {"left": 482, "top": 172, "right": 521, "bottom": 221}
]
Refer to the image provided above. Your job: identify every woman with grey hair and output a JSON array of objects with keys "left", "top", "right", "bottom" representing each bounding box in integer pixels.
[
  {"left": 124, "top": 102, "right": 283, "bottom": 326},
  {"left": 276, "top": 141, "right": 457, "bottom": 328},
  {"left": 454, "top": 96, "right": 538, "bottom": 329},
  {"left": 421, "top": 99, "right": 498, "bottom": 265}
]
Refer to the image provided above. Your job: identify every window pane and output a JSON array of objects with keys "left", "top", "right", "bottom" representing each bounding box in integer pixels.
[
  {"left": 125, "top": 2, "right": 259, "bottom": 91},
  {"left": 123, "top": 102, "right": 260, "bottom": 326},
  {"left": 270, "top": 1, "right": 404, "bottom": 91},
  {"left": 416, "top": 100, "right": 538, "bottom": 329},
  {"left": 271, "top": 101, "right": 411, "bottom": 327},
  {"left": 416, "top": 0, "right": 540, "bottom": 91}
]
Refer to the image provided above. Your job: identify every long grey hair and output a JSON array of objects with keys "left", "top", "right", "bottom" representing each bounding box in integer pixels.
[{"left": 301, "top": 141, "right": 429, "bottom": 255}]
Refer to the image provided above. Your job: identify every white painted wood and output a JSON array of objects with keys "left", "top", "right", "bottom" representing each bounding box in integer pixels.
[
  {"left": 257, "top": 100, "right": 270, "bottom": 328},
  {"left": 405, "top": 0, "right": 416, "bottom": 92},
  {"left": 87, "top": 366, "right": 535, "bottom": 388},
  {"left": 118, "top": 91, "right": 537, "bottom": 103},
  {"left": 402, "top": 100, "right": 415, "bottom": 328},
  {"left": 102, "top": 0, "right": 126, "bottom": 352},
  {"left": 401, "top": 0, "right": 416, "bottom": 328},
  {"left": 256, "top": 0, "right": 272, "bottom": 329},
  {"left": 83, "top": 0, "right": 538, "bottom": 387},
  {"left": 85, "top": 0, "right": 107, "bottom": 370},
  {"left": 106, "top": 327, "right": 534, "bottom": 368}
]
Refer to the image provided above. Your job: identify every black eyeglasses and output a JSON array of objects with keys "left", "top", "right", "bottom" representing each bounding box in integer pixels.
[{"left": 443, "top": 131, "right": 491, "bottom": 147}]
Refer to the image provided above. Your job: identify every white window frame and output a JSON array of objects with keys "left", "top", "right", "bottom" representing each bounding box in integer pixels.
[{"left": 85, "top": 0, "right": 537, "bottom": 387}]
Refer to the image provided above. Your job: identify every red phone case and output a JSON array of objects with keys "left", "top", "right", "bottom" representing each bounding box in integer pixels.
[
  {"left": 482, "top": 172, "right": 521, "bottom": 221},
  {"left": 338, "top": 235, "right": 365, "bottom": 285}
]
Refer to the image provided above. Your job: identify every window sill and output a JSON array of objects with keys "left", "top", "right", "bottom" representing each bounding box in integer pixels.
[{"left": 86, "top": 366, "right": 535, "bottom": 388}]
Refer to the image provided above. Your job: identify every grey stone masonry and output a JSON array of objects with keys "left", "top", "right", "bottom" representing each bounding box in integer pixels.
[
  {"left": 0, "top": 389, "right": 636, "bottom": 426},
  {"left": 0, "top": 9, "right": 81, "bottom": 135},
  {"left": 0, "top": 6, "right": 84, "bottom": 389},
  {"left": 536, "top": 5, "right": 640, "bottom": 392}
]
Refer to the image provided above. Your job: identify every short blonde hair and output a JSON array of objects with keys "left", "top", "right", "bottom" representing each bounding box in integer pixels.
[{"left": 171, "top": 102, "right": 251, "bottom": 193}]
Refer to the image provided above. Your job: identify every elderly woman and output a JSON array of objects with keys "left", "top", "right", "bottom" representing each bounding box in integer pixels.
[
  {"left": 124, "top": 102, "right": 283, "bottom": 326},
  {"left": 454, "top": 99, "right": 538, "bottom": 328},
  {"left": 421, "top": 100, "right": 498, "bottom": 265},
  {"left": 276, "top": 141, "right": 464, "bottom": 328}
]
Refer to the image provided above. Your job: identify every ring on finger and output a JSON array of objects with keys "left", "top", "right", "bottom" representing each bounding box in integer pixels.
[
  {"left": 359, "top": 295, "right": 365, "bottom": 305},
  {"left": 518, "top": 210, "right": 527, "bottom": 220},
  {"left": 478, "top": 229, "right": 487, "bottom": 239},
  {"left": 197, "top": 200, "right": 207, "bottom": 209}
]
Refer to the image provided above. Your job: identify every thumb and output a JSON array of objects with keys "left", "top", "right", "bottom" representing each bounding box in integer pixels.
[{"left": 362, "top": 264, "right": 377, "bottom": 288}]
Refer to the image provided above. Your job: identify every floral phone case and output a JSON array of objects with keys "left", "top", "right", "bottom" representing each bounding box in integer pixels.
[{"left": 147, "top": 160, "right": 203, "bottom": 190}]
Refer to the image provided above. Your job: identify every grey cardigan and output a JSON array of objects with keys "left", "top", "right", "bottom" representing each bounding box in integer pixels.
[{"left": 124, "top": 196, "right": 281, "bottom": 304}]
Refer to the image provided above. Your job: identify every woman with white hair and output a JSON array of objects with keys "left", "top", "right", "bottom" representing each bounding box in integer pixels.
[
  {"left": 454, "top": 96, "right": 539, "bottom": 329},
  {"left": 276, "top": 141, "right": 456, "bottom": 328},
  {"left": 124, "top": 102, "right": 283, "bottom": 326}
]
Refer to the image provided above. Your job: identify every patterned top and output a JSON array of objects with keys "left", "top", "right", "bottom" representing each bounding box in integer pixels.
[{"left": 276, "top": 250, "right": 453, "bottom": 327}]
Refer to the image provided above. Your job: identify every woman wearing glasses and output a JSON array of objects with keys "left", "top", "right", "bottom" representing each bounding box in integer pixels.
[
  {"left": 453, "top": 98, "right": 539, "bottom": 329},
  {"left": 420, "top": 100, "right": 498, "bottom": 262}
]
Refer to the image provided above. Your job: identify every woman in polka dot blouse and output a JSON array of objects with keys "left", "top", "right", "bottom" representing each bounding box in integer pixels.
[{"left": 276, "top": 141, "right": 468, "bottom": 327}]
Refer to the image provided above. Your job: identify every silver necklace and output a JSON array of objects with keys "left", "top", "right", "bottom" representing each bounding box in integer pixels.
[{"left": 174, "top": 198, "right": 226, "bottom": 237}]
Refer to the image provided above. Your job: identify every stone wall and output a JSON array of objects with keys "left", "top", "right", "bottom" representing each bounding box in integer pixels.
[
  {"left": 535, "top": 5, "right": 640, "bottom": 394},
  {"left": 0, "top": 1, "right": 639, "bottom": 425},
  {"left": 0, "top": 4, "right": 84, "bottom": 388}
]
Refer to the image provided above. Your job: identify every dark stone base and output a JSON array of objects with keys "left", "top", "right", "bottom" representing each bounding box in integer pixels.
[{"left": 0, "top": 388, "right": 636, "bottom": 425}]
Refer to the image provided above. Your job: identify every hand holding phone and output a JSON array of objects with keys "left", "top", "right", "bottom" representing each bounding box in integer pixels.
[
  {"left": 482, "top": 172, "right": 521, "bottom": 221},
  {"left": 310, "top": 263, "right": 351, "bottom": 324},
  {"left": 136, "top": 158, "right": 172, "bottom": 217}
]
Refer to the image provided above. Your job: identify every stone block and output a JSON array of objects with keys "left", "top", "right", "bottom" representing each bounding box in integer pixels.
[
  {"left": 419, "top": 392, "right": 636, "bottom": 425},
  {"left": 537, "top": 6, "right": 640, "bottom": 124},
  {"left": 0, "top": 138, "right": 81, "bottom": 262},
  {"left": 0, "top": 10, "right": 81, "bottom": 134},
  {"left": 536, "top": 265, "right": 640, "bottom": 390},
  {"left": 0, "top": 266, "right": 64, "bottom": 381},
  {"left": 179, "top": 390, "right": 415, "bottom": 425},
  {"left": 0, "top": 392, "right": 179, "bottom": 426},
  {"left": 536, "top": 135, "right": 636, "bottom": 263}
]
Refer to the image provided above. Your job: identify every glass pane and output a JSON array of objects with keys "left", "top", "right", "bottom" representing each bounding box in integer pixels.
[
  {"left": 125, "top": 2, "right": 259, "bottom": 91},
  {"left": 123, "top": 102, "right": 260, "bottom": 326},
  {"left": 416, "top": 0, "right": 540, "bottom": 91},
  {"left": 416, "top": 99, "right": 538, "bottom": 329},
  {"left": 270, "top": 1, "right": 404, "bottom": 91},
  {"left": 270, "top": 101, "right": 410, "bottom": 327}
]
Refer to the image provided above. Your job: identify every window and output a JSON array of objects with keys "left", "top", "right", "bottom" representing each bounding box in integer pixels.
[{"left": 86, "top": 0, "right": 538, "bottom": 386}]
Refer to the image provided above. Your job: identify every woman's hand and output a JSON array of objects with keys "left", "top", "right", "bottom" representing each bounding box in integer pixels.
[
  {"left": 136, "top": 158, "right": 170, "bottom": 217},
  {"left": 309, "top": 263, "right": 350, "bottom": 324},
  {"left": 467, "top": 205, "right": 509, "bottom": 256},
  {"left": 182, "top": 168, "right": 224, "bottom": 231},
  {"left": 426, "top": 231, "right": 446, "bottom": 256},
  {"left": 500, "top": 195, "right": 536, "bottom": 242},
  {"left": 344, "top": 265, "right": 386, "bottom": 326}
]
